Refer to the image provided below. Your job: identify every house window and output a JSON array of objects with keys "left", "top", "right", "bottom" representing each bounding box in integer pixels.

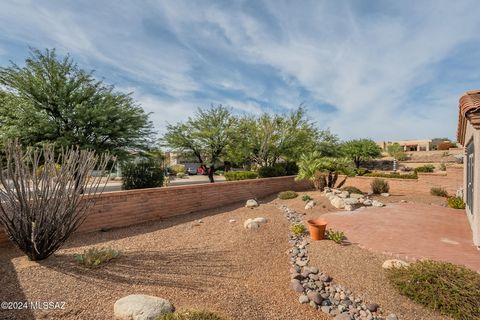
[{"left": 466, "top": 141, "right": 475, "bottom": 214}]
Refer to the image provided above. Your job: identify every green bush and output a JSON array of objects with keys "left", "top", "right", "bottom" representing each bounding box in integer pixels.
[
  {"left": 170, "top": 164, "right": 185, "bottom": 174},
  {"left": 158, "top": 311, "right": 225, "bottom": 320},
  {"left": 121, "top": 160, "right": 164, "bottom": 190},
  {"left": 291, "top": 223, "right": 306, "bottom": 236},
  {"left": 257, "top": 162, "right": 299, "bottom": 178},
  {"left": 302, "top": 194, "right": 313, "bottom": 202},
  {"left": 214, "top": 170, "right": 224, "bottom": 176},
  {"left": 278, "top": 190, "right": 298, "bottom": 199},
  {"left": 364, "top": 172, "right": 417, "bottom": 179},
  {"left": 447, "top": 196, "right": 466, "bottom": 209},
  {"left": 386, "top": 260, "right": 480, "bottom": 320},
  {"left": 75, "top": 247, "right": 120, "bottom": 268},
  {"left": 430, "top": 187, "right": 448, "bottom": 197},
  {"left": 342, "top": 186, "right": 363, "bottom": 194},
  {"left": 224, "top": 171, "right": 258, "bottom": 181},
  {"left": 371, "top": 178, "right": 389, "bottom": 194},
  {"left": 354, "top": 168, "right": 370, "bottom": 176},
  {"left": 325, "top": 229, "right": 345, "bottom": 244},
  {"left": 414, "top": 165, "right": 435, "bottom": 173}
]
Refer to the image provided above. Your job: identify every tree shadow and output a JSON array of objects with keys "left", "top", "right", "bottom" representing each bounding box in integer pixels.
[
  {"left": 39, "top": 248, "right": 240, "bottom": 291},
  {"left": 0, "top": 250, "right": 35, "bottom": 320}
]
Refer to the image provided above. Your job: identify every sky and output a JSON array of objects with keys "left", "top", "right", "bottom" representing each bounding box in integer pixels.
[{"left": 1, "top": 0, "right": 479, "bottom": 141}]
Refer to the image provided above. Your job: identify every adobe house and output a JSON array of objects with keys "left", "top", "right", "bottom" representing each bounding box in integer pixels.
[{"left": 457, "top": 90, "right": 480, "bottom": 246}]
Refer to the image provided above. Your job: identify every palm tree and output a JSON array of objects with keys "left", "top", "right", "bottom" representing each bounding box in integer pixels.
[{"left": 297, "top": 151, "right": 353, "bottom": 190}]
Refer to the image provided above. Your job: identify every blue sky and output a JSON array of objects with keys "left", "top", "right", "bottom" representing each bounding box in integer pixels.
[{"left": 1, "top": 0, "right": 479, "bottom": 141}]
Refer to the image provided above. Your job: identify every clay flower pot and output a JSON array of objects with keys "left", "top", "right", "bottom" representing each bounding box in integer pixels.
[{"left": 307, "top": 219, "right": 327, "bottom": 240}]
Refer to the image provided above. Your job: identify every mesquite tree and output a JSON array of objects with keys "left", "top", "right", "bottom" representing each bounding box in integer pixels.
[{"left": 0, "top": 141, "right": 112, "bottom": 260}]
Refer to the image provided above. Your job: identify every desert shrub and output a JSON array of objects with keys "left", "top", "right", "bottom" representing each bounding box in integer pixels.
[
  {"left": 364, "top": 172, "right": 417, "bottom": 179},
  {"left": 224, "top": 171, "right": 258, "bottom": 181},
  {"left": 75, "top": 247, "right": 120, "bottom": 268},
  {"left": 257, "top": 165, "right": 286, "bottom": 178},
  {"left": 176, "top": 172, "right": 186, "bottom": 178},
  {"left": 170, "top": 164, "right": 185, "bottom": 174},
  {"left": 439, "top": 162, "right": 447, "bottom": 171},
  {"left": 214, "top": 170, "right": 224, "bottom": 176},
  {"left": 430, "top": 187, "right": 448, "bottom": 197},
  {"left": 386, "top": 260, "right": 480, "bottom": 320},
  {"left": 414, "top": 165, "right": 435, "bottom": 173},
  {"left": 342, "top": 186, "right": 363, "bottom": 194},
  {"left": 291, "top": 223, "right": 306, "bottom": 236},
  {"left": 302, "top": 194, "right": 313, "bottom": 202},
  {"left": 282, "top": 161, "right": 299, "bottom": 175},
  {"left": 122, "top": 160, "right": 164, "bottom": 190},
  {"left": 354, "top": 168, "right": 370, "bottom": 176},
  {"left": 325, "top": 229, "right": 345, "bottom": 244},
  {"left": 158, "top": 311, "right": 225, "bottom": 320},
  {"left": 447, "top": 196, "right": 466, "bottom": 209},
  {"left": 371, "top": 178, "right": 389, "bottom": 194},
  {"left": 278, "top": 190, "right": 298, "bottom": 199}
]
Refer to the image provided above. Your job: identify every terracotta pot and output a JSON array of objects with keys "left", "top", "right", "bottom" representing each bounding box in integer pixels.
[{"left": 307, "top": 219, "right": 327, "bottom": 240}]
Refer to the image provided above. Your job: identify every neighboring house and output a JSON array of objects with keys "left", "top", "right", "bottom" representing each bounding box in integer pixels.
[
  {"left": 376, "top": 139, "right": 432, "bottom": 152},
  {"left": 457, "top": 90, "right": 480, "bottom": 247}
]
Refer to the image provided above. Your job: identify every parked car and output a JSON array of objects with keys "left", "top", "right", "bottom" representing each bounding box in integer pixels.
[{"left": 186, "top": 166, "right": 198, "bottom": 175}]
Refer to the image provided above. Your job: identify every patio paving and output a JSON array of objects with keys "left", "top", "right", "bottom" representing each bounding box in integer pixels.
[{"left": 320, "top": 202, "right": 480, "bottom": 272}]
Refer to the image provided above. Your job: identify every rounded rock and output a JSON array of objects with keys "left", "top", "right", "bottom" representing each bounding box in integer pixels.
[{"left": 114, "top": 294, "right": 174, "bottom": 320}]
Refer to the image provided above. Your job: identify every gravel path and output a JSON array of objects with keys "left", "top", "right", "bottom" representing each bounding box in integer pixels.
[{"left": 0, "top": 196, "right": 328, "bottom": 320}]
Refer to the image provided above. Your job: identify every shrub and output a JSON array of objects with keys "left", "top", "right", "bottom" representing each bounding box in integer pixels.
[
  {"left": 430, "top": 187, "right": 448, "bottom": 197},
  {"left": 364, "top": 172, "right": 417, "bottom": 179},
  {"left": 447, "top": 196, "right": 466, "bottom": 209},
  {"left": 302, "top": 194, "right": 313, "bottom": 202},
  {"left": 386, "top": 260, "right": 480, "bottom": 320},
  {"left": 75, "top": 247, "right": 120, "bottom": 268},
  {"left": 122, "top": 160, "right": 164, "bottom": 190},
  {"left": 158, "top": 311, "right": 225, "bottom": 320},
  {"left": 214, "top": 170, "right": 224, "bottom": 176},
  {"left": 257, "top": 165, "right": 286, "bottom": 178},
  {"left": 354, "top": 168, "right": 370, "bottom": 176},
  {"left": 170, "top": 164, "right": 185, "bottom": 174},
  {"left": 224, "top": 171, "right": 258, "bottom": 181},
  {"left": 278, "top": 190, "right": 298, "bottom": 199},
  {"left": 414, "top": 165, "right": 435, "bottom": 173},
  {"left": 325, "top": 229, "right": 345, "bottom": 244},
  {"left": 342, "top": 186, "right": 363, "bottom": 195},
  {"left": 371, "top": 178, "right": 389, "bottom": 194},
  {"left": 36, "top": 163, "right": 61, "bottom": 177},
  {"left": 282, "top": 161, "right": 299, "bottom": 175},
  {"left": 439, "top": 162, "right": 447, "bottom": 171},
  {"left": 176, "top": 172, "right": 186, "bottom": 178},
  {"left": 291, "top": 223, "right": 306, "bottom": 236}
]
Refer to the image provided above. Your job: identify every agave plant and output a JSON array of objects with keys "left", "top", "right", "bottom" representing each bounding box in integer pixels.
[{"left": 296, "top": 151, "right": 353, "bottom": 190}]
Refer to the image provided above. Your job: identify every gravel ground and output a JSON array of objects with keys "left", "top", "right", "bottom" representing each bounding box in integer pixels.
[{"left": 0, "top": 196, "right": 328, "bottom": 320}]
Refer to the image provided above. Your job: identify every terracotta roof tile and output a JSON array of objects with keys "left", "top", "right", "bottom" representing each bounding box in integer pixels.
[{"left": 457, "top": 90, "right": 480, "bottom": 145}]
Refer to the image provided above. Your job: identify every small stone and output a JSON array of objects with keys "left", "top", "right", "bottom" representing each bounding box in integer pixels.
[
  {"left": 307, "top": 291, "right": 322, "bottom": 304},
  {"left": 310, "top": 267, "right": 319, "bottom": 274},
  {"left": 367, "top": 303, "right": 379, "bottom": 312},
  {"left": 305, "top": 200, "right": 316, "bottom": 209},
  {"left": 400, "top": 199, "right": 407, "bottom": 203},
  {"left": 334, "top": 312, "right": 352, "bottom": 320},
  {"left": 296, "top": 259, "right": 307, "bottom": 267},
  {"left": 292, "top": 279, "right": 304, "bottom": 292},
  {"left": 229, "top": 219, "right": 236, "bottom": 223},
  {"left": 363, "top": 199, "right": 373, "bottom": 206},
  {"left": 320, "top": 274, "right": 332, "bottom": 282},
  {"left": 382, "top": 259, "right": 410, "bottom": 269},
  {"left": 243, "top": 219, "right": 260, "bottom": 230},
  {"left": 245, "top": 199, "right": 259, "bottom": 208},
  {"left": 386, "top": 314, "right": 398, "bottom": 320},
  {"left": 299, "top": 294, "right": 309, "bottom": 304},
  {"left": 380, "top": 193, "right": 390, "bottom": 197},
  {"left": 321, "top": 306, "right": 332, "bottom": 314},
  {"left": 371, "top": 200, "right": 384, "bottom": 207},
  {"left": 309, "top": 300, "right": 317, "bottom": 309}
]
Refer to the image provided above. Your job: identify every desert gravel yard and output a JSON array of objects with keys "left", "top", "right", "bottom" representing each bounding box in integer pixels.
[{"left": 0, "top": 196, "right": 328, "bottom": 320}]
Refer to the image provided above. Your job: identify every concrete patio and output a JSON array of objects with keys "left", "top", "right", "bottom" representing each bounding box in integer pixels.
[{"left": 320, "top": 203, "right": 480, "bottom": 272}]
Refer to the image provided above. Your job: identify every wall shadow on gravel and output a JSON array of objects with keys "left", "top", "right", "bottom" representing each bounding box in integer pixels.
[
  {"left": 59, "top": 194, "right": 278, "bottom": 250},
  {"left": 0, "top": 249, "right": 35, "bottom": 320},
  {"left": 40, "top": 248, "right": 241, "bottom": 291}
]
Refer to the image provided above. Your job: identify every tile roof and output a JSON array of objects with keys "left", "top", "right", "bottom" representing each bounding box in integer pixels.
[{"left": 457, "top": 90, "right": 480, "bottom": 145}]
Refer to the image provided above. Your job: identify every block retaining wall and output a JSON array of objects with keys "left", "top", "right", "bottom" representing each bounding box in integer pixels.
[{"left": 0, "top": 176, "right": 311, "bottom": 246}]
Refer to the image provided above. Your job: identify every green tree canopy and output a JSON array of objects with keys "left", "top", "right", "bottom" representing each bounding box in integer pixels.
[
  {"left": 0, "top": 48, "right": 153, "bottom": 158},
  {"left": 340, "top": 139, "right": 382, "bottom": 168},
  {"left": 162, "top": 105, "right": 237, "bottom": 182},
  {"left": 387, "top": 143, "right": 408, "bottom": 160},
  {"left": 230, "top": 106, "right": 320, "bottom": 167}
]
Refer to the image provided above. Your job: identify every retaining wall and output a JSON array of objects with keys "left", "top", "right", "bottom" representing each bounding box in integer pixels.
[{"left": 0, "top": 176, "right": 311, "bottom": 246}]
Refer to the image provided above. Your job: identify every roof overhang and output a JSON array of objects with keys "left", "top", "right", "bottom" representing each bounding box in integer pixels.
[{"left": 457, "top": 90, "right": 480, "bottom": 145}]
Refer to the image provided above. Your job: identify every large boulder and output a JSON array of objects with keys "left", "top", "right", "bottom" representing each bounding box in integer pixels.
[
  {"left": 330, "top": 196, "right": 346, "bottom": 209},
  {"left": 338, "top": 191, "right": 350, "bottom": 198},
  {"left": 350, "top": 193, "right": 364, "bottom": 199},
  {"left": 245, "top": 199, "right": 259, "bottom": 208},
  {"left": 382, "top": 259, "right": 410, "bottom": 269},
  {"left": 372, "top": 200, "right": 385, "bottom": 207},
  {"left": 344, "top": 198, "right": 359, "bottom": 205},
  {"left": 114, "top": 294, "right": 174, "bottom": 320}
]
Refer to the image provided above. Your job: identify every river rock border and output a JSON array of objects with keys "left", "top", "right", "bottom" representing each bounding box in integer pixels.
[{"left": 280, "top": 204, "right": 398, "bottom": 320}]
